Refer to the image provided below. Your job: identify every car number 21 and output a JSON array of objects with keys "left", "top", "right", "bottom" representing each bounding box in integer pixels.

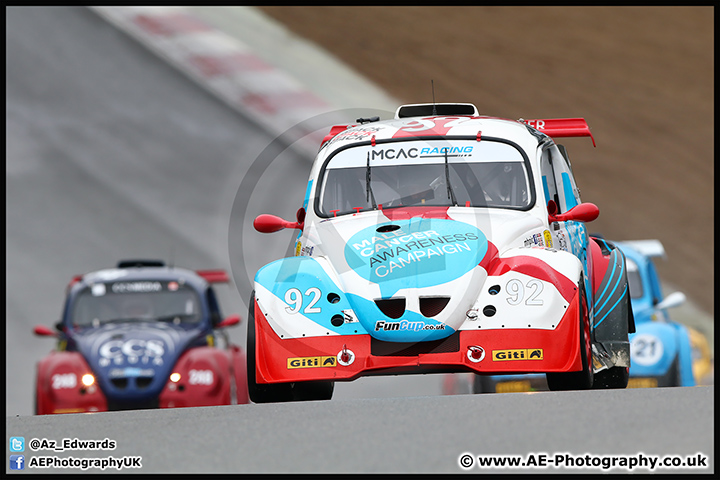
[{"left": 285, "top": 287, "right": 322, "bottom": 314}]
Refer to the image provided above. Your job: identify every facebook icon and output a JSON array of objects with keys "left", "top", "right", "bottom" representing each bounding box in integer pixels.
[{"left": 10, "top": 455, "right": 25, "bottom": 470}]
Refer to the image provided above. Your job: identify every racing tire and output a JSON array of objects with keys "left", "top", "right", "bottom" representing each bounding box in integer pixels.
[
  {"left": 546, "top": 276, "right": 594, "bottom": 391},
  {"left": 292, "top": 380, "right": 335, "bottom": 401},
  {"left": 593, "top": 366, "right": 629, "bottom": 389},
  {"left": 246, "top": 291, "right": 293, "bottom": 403}
]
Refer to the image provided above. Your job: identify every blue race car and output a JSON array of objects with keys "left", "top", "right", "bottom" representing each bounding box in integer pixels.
[
  {"left": 443, "top": 238, "right": 699, "bottom": 394},
  {"left": 618, "top": 240, "right": 695, "bottom": 388},
  {"left": 33, "top": 260, "right": 249, "bottom": 414}
]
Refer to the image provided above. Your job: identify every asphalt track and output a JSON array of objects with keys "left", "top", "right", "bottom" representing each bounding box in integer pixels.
[{"left": 5, "top": 7, "right": 714, "bottom": 474}]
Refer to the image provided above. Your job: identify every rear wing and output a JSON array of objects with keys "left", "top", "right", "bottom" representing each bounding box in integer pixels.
[
  {"left": 521, "top": 118, "right": 596, "bottom": 147},
  {"left": 196, "top": 270, "right": 230, "bottom": 283}
]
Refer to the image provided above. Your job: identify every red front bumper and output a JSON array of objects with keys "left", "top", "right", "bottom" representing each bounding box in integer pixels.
[{"left": 253, "top": 290, "right": 582, "bottom": 384}]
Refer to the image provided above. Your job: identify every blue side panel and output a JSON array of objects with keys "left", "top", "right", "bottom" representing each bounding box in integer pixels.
[
  {"left": 542, "top": 176, "right": 550, "bottom": 205},
  {"left": 675, "top": 324, "right": 696, "bottom": 387},
  {"left": 629, "top": 322, "right": 679, "bottom": 378},
  {"left": 255, "top": 256, "right": 366, "bottom": 336},
  {"left": 561, "top": 172, "right": 578, "bottom": 210}
]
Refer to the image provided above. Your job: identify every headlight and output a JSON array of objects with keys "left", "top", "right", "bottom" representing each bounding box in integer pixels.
[{"left": 81, "top": 374, "right": 95, "bottom": 387}]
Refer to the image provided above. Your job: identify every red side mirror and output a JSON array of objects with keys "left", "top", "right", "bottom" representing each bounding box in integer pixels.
[
  {"left": 216, "top": 314, "right": 241, "bottom": 328},
  {"left": 549, "top": 202, "right": 600, "bottom": 224},
  {"left": 296, "top": 207, "right": 306, "bottom": 229},
  {"left": 254, "top": 214, "right": 303, "bottom": 233},
  {"left": 33, "top": 325, "right": 57, "bottom": 337}
]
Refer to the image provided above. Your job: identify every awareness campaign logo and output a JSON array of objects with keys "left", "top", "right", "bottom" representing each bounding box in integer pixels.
[{"left": 344, "top": 217, "right": 487, "bottom": 298}]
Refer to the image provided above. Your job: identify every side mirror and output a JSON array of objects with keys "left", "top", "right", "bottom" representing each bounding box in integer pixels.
[
  {"left": 656, "top": 291, "right": 686, "bottom": 311},
  {"left": 549, "top": 202, "right": 599, "bottom": 224},
  {"left": 33, "top": 325, "right": 58, "bottom": 337},
  {"left": 216, "top": 314, "right": 241, "bottom": 328},
  {"left": 254, "top": 211, "right": 304, "bottom": 233}
]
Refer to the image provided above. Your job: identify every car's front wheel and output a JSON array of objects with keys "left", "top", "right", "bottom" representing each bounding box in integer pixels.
[
  {"left": 246, "top": 291, "right": 293, "bottom": 403},
  {"left": 547, "top": 277, "right": 594, "bottom": 391}
]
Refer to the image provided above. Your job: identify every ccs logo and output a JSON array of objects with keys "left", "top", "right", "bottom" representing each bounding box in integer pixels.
[
  {"left": 492, "top": 349, "right": 544, "bottom": 361},
  {"left": 287, "top": 356, "right": 337, "bottom": 369}
]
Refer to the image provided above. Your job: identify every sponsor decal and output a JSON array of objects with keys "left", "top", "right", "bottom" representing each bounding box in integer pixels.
[
  {"left": 369, "top": 145, "right": 473, "bottom": 161},
  {"left": 375, "top": 320, "right": 446, "bottom": 332},
  {"left": 523, "top": 232, "right": 545, "bottom": 247},
  {"left": 543, "top": 230, "right": 553, "bottom": 249},
  {"left": 295, "top": 241, "right": 302, "bottom": 257},
  {"left": 492, "top": 348, "right": 544, "bottom": 361},
  {"left": 98, "top": 339, "right": 165, "bottom": 367},
  {"left": 344, "top": 218, "right": 487, "bottom": 298},
  {"left": 287, "top": 356, "right": 337, "bottom": 369},
  {"left": 556, "top": 230, "right": 569, "bottom": 251},
  {"left": 324, "top": 126, "right": 383, "bottom": 149},
  {"left": 342, "top": 309, "right": 358, "bottom": 323},
  {"left": 110, "top": 282, "right": 162, "bottom": 293}
]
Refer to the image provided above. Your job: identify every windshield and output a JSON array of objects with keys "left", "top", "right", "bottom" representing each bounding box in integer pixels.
[
  {"left": 317, "top": 139, "right": 531, "bottom": 217},
  {"left": 71, "top": 281, "right": 203, "bottom": 328}
]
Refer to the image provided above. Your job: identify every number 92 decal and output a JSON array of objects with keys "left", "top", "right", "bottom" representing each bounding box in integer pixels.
[
  {"left": 284, "top": 287, "right": 322, "bottom": 315},
  {"left": 505, "top": 279, "right": 544, "bottom": 306}
]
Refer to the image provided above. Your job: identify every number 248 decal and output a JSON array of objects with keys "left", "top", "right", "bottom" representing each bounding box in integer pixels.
[{"left": 285, "top": 287, "right": 322, "bottom": 314}]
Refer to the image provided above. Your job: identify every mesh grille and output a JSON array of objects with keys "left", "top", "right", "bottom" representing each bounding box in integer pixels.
[
  {"left": 375, "top": 298, "right": 405, "bottom": 319},
  {"left": 371, "top": 332, "right": 460, "bottom": 356},
  {"left": 419, "top": 297, "right": 450, "bottom": 317}
]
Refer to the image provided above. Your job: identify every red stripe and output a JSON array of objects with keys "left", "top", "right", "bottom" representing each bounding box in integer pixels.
[
  {"left": 485, "top": 254, "right": 578, "bottom": 303},
  {"left": 133, "top": 12, "right": 211, "bottom": 36},
  {"left": 380, "top": 206, "right": 452, "bottom": 221},
  {"left": 188, "top": 53, "right": 274, "bottom": 77},
  {"left": 240, "top": 91, "right": 328, "bottom": 115}
]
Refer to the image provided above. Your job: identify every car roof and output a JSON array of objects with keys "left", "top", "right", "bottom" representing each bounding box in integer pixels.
[
  {"left": 318, "top": 103, "right": 595, "bottom": 154},
  {"left": 68, "top": 263, "right": 225, "bottom": 296}
]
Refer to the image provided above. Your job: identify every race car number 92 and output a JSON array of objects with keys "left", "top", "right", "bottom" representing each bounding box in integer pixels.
[
  {"left": 285, "top": 287, "right": 322, "bottom": 315},
  {"left": 506, "top": 279, "right": 544, "bottom": 306}
]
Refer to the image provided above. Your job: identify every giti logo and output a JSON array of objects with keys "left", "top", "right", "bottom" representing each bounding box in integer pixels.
[
  {"left": 287, "top": 356, "right": 337, "bottom": 369},
  {"left": 492, "top": 349, "right": 544, "bottom": 361}
]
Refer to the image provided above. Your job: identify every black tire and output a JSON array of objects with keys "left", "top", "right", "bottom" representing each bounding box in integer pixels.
[
  {"left": 472, "top": 375, "right": 497, "bottom": 394},
  {"left": 547, "top": 276, "right": 594, "bottom": 391},
  {"left": 593, "top": 366, "right": 629, "bottom": 389},
  {"left": 246, "top": 291, "right": 293, "bottom": 403},
  {"left": 292, "top": 380, "right": 335, "bottom": 401}
]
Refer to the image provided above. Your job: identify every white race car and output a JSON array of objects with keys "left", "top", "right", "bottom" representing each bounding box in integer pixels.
[{"left": 248, "top": 103, "right": 634, "bottom": 402}]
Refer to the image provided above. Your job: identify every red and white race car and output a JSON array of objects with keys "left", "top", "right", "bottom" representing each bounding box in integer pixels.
[
  {"left": 33, "top": 260, "right": 248, "bottom": 414},
  {"left": 248, "top": 103, "right": 634, "bottom": 402}
]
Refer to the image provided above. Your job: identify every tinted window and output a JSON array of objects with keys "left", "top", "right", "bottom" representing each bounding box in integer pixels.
[{"left": 71, "top": 281, "right": 202, "bottom": 327}]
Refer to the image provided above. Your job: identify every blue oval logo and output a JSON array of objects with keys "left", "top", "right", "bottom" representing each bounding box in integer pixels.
[{"left": 344, "top": 218, "right": 487, "bottom": 298}]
